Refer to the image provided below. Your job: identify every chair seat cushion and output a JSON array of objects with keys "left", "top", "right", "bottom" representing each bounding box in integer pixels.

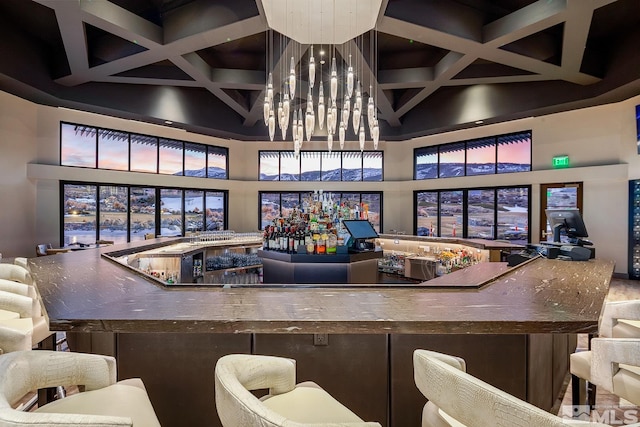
[
  {"left": 570, "top": 350, "right": 592, "bottom": 381},
  {"left": 612, "top": 366, "right": 640, "bottom": 406},
  {"left": 36, "top": 379, "right": 160, "bottom": 426},
  {"left": 262, "top": 381, "right": 365, "bottom": 424},
  {"left": 613, "top": 319, "right": 640, "bottom": 338},
  {"left": 0, "top": 309, "right": 19, "bottom": 321}
]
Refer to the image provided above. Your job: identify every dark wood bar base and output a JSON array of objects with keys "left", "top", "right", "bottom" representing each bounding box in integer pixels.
[{"left": 68, "top": 331, "right": 575, "bottom": 427}]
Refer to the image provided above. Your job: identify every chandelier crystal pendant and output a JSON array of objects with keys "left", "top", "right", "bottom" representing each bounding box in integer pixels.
[
  {"left": 346, "top": 54, "right": 354, "bottom": 97},
  {"left": 342, "top": 95, "right": 350, "bottom": 126},
  {"left": 318, "top": 82, "right": 325, "bottom": 130},
  {"left": 288, "top": 56, "right": 296, "bottom": 100},
  {"left": 268, "top": 109, "right": 275, "bottom": 141},
  {"left": 330, "top": 57, "right": 338, "bottom": 104},
  {"left": 327, "top": 132, "right": 333, "bottom": 152},
  {"left": 305, "top": 90, "right": 315, "bottom": 141},
  {"left": 297, "top": 108, "right": 304, "bottom": 143},
  {"left": 359, "top": 121, "right": 365, "bottom": 151},
  {"left": 292, "top": 109, "right": 298, "bottom": 144},
  {"left": 372, "top": 119, "right": 380, "bottom": 150},
  {"left": 339, "top": 121, "right": 346, "bottom": 148},
  {"left": 308, "top": 46, "right": 316, "bottom": 89},
  {"left": 282, "top": 92, "right": 290, "bottom": 138}
]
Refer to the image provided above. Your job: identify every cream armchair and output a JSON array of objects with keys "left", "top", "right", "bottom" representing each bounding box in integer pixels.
[
  {"left": 0, "top": 264, "right": 33, "bottom": 285},
  {"left": 590, "top": 338, "right": 640, "bottom": 406},
  {"left": 0, "top": 350, "right": 161, "bottom": 426},
  {"left": 413, "top": 349, "right": 609, "bottom": 427},
  {"left": 215, "top": 354, "right": 381, "bottom": 427},
  {"left": 570, "top": 299, "right": 640, "bottom": 406}
]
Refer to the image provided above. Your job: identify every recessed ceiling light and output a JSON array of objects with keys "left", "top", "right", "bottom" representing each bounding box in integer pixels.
[
  {"left": 165, "top": 120, "right": 173, "bottom": 125},
  {"left": 475, "top": 120, "right": 484, "bottom": 124}
]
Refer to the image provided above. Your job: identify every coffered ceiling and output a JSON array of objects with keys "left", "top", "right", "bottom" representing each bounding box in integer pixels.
[{"left": 0, "top": 0, "right": 638, "bottom": 141}]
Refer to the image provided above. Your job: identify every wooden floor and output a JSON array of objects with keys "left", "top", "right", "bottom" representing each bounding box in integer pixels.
[{"left": 557, "top": 277, "right": 640, "bottom": 423}]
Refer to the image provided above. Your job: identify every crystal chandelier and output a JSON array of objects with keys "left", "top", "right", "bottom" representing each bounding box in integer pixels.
[{"left": 261, "top": 0, "right": 382, "bottom": 156}]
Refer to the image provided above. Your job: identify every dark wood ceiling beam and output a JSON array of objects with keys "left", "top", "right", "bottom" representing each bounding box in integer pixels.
[{"left": 444, "top": 74, "right": 551, "bottom": 86}]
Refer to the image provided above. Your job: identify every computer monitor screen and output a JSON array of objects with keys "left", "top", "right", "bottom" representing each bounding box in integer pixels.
[
  {"left": 342, "top": 220, "right": 379, "bottom": 240},
  {"left": 545, "top": 209, "right": 589, "bottom": 243}
]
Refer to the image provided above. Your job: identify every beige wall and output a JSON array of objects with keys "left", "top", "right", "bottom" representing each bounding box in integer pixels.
[{"left": 0, "top": 89, "right": 639, "bottom": 274}]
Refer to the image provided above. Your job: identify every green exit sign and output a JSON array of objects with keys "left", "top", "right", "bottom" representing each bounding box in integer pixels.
[{"left": 553, "top": 155, "right": 570, "bottom": 168}]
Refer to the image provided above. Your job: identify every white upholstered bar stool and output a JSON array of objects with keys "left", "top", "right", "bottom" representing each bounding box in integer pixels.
[
  {"left": 570, "top": 299, "right": 640, "bottom": 406},
  {"left": 413, "top": 349, "right": 609, "bottom": 427},
  {"left": 0, "top": 350, "right": 161, "bottom": 426},
  {"left": 215, "top": 354, "right": 381, "bottom": 427},
  {"left": 590, "top": 338, "right": 640, "bottom": 406},
  {"left": 0, "top": 263, "right": 33, "bottom": 285}
]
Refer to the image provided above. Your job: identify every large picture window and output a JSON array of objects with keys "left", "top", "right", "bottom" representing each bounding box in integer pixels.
[
  {"left": 99, "top": 185, "right": 128, "bottom": 244},
  {"left": 260, "top": 151, "right": 383, "bottom": 182},
  {"left": 61, "top": 124, "right": 97, "bottom": 168},
  {"left": 61, "top": 122, "right": 228, "bottom": 179},
  {"left": 62, "top": 183, "right": 228, "bottom": 246},
  {"left": 98, "top": 131, "right": 129, "bottom": 171},
  {"left": 415, "top": 186, "right": 530, "bottom": 244},
  {"left": 414, "top": 130, "right": 531, "bottom": 179},
  {"left": 259, "top": 191, "right": 382, "bottom": 232}
]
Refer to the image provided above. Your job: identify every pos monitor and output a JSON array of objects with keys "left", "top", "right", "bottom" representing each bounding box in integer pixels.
[
  {"left": 342, "top": 220, "right": 379, "bottom": 252},
  {"left": 545, "top": 209, "right": 590, "bottom": 245}
]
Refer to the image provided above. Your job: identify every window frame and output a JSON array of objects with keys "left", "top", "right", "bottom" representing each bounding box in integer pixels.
[
  {"left": 413, "top": 130, "right": 532, "bottom": 180},
  {"left": 414, "top": 185, "right": 531, "bottom": 243},
  {"left": 60, "top": 121, "right": 229, "bottom": 180},
  {"left": 60, "top": 181, "right": 228, "bottom": 246}
]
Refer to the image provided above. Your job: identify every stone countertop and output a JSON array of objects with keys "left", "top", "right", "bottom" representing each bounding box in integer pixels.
[
  {"left": 376, "top": 235, "right": 525, "bottom": 250},
  {"left": 29, "top": 239, "right": 614, "bottom": 335}
]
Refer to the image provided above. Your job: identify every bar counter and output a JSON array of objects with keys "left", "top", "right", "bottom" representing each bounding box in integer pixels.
[
  {"left": 30, "top": 238, "right": 613, "bottom": 334},
  {"left": 27, "top": 238, "right": 615, "bottom": 427}
]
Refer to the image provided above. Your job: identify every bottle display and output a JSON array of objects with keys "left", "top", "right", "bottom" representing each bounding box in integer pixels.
[
  {"left": 262, "top": 190, "right": 372, "bottom": 254},
  {"left": 629, "top": 180, "right": 640, "bottom": 279}
]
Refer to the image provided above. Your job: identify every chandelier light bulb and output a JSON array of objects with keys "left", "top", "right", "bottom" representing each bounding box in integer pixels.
[
  {"left": 318, "top": 83, "right": 325, "bottom": 130},
  {"left": 309, "top": 46, "right": 316, "bottom": 89},
  {"left": 342, "top": 95, "right": 350, "bottom": 125},
  {"left": 339, "top": 122, "right": 346, "bottom": 147},
  {"left": 326, "top": 107, "right": 333, "bottom": 136},
  {"left": 352, "top": 105, "right": 361, "bottom": 134},
  {"left": 327, "top": 133, "right": 333, "bottom": 153},
  {"left": 347, "top": 54, "right": 354, "bottom": 98},
  {"left": 297, "top": 108, "right": 304, "bottom": 143},
  {"left": 292, "top": 109, "right": 298, "bottom": 143},
  {"left": 330, "top": 57, "right": 337, "bottom": 103},
  {"left": 294, "top": 138, "right": 301, "bottom": 159},
  {"left": 267, "top": 72, "right": 273, "bottom": 104},
  {"left": 268, "top": 109, "right": 275, "bottom": 142},
  {"left": 277, "top": 100, "right": 284, "bottom": 129},
  {"left": 355, "top": 81, "right": 362, "bottom": 112},
  {"left": 305, "top": 109, "right": 315, "bottom": 141},
  {"left": 367, "top": 94, "right": 375, "bottom": 130},
  {"left": 289, "top": 56, "right": 296, "bottom": 100},
  {"left": 372, "top": 119, "right": 380, "bottom": 150},
  {"left": 331, "top": 101, "right": 338, "bottom": 135},
  {"left": 359, "top": 122, "right": 365, "bottom": 152},
  {"left": 283, "top": 93, "right": 290, "bottom": 125},
  {"left": 263, "top": 95, "right": 270, "bottom": 126}
]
